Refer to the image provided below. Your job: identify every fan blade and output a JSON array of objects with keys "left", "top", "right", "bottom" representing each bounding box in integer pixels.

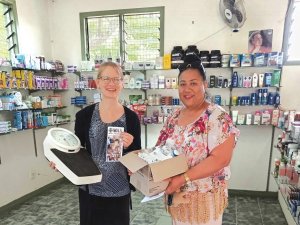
[
  {"left": 223, "top": 0, "right": 235, "bottom": 8},
  {"left": 234, "top": 9, "right": 244, "bottom": 23}
]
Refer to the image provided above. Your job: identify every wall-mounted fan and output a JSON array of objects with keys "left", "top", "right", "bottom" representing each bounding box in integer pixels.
[{"left": 219, "top": 0, "right": 246, "bottom": 32}]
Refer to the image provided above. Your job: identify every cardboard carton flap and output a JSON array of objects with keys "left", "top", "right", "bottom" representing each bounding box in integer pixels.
[
  {"left": 119, "top": 152, "right": 148, "bottom": 173},
  {"left": 149, "top": 154, "right": 188, "bottom": 182}
]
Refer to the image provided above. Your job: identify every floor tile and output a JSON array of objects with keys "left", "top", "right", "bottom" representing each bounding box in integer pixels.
[{"left": 0, "top": 181, "right": 290, "bottom": 225}]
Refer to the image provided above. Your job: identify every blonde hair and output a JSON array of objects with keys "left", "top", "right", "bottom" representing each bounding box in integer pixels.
[{"left": 97, "top": 62, "right": 123, "bottom": 79}]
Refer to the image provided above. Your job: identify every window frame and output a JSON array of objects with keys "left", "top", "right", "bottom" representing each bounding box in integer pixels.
[
  {"left": 0, "top": 0, "right": 19, "bottom": 59},
  {"left": 79, "top": 6, "right": 164, "bottom": 61},
  {"left": 282, "top": 0, "right": 300, "bottom": 65}
]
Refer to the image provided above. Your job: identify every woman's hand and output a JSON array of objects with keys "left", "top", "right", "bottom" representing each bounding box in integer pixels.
[
  {"left": 121, "top": 132, "right": 134, "bottom": 149},
  {"left": 49, "top": 161, "right": 58, "bottom": 172},
  {"left": 165, "top": 174, "right": 186, "bottom": 195}
]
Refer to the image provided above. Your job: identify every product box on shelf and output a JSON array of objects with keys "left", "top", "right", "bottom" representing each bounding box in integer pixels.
[
  {"left": 124, "top": 62, "right": 132, "bottom": 71},
  {"left": 291, "top": 121, "right": 300, "bottom": 141},
  {"left": 253, "top": 53, "right": 267, "bottom": 67},
  {"left": 132, "top": 62, "right": 145, "bottom": 70},
  {"left": 261, "top": 110, "right": 271, "bottom": 125},
  {"left": 119, "top": 152, "right": 188, "bottom": 196},
  {"left": 240, "top": 54, "right": 253, "bottom": 67},
  {"left": 144, "top": 62, "right": 155, "bottom": 70},
  {"left": 229, "top": 54, "right": 241, "bottom": 67},
  {"left": 253, "top": 111, "right": 261, "bottom": 125},
  {"left": 272, "top": 109, "right": 280, "bottom": 126},
  {"left": 155, "top": 57, "right": 163, "bottom": 69},
  {"left": 237, "top": 114, "right": 245, "bottom": 125},
  {"left": 221, "top": 54, "right": 230, "bottom": 67}
]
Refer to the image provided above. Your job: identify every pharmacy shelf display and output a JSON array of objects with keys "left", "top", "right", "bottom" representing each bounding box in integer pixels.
[
  {"left": 273, "top": 120, "right": 300, "bottom": 225},
  {"left": 0, "top": 67, "right": 71, "bottom": 135}
]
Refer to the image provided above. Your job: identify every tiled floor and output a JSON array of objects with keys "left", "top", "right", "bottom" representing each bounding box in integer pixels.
[{"left": 0, "top": 181, "right": 288, "bottom": 225}]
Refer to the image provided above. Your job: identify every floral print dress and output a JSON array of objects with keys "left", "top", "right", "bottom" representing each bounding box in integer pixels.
[{"left": 156, "top": 103, "right": 239, "bottom": 193}]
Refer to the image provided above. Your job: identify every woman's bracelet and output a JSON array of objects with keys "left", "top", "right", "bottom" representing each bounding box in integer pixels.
[{"left": 183, "top": 172, "right": 191, "bottom": 184}]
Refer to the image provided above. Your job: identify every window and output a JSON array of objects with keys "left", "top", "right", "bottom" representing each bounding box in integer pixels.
[
  {"left": 0, "top": 0, "right": 18, "bottom": 61},
  {"left": 80, "top": 7, "right": 164, "bottom": 64},
  {"left": 283, "top": 0, "right": 300, "bottom": 64}
]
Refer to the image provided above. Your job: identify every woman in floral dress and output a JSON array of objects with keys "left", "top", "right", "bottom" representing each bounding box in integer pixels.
[{"left": 156, "top": 55, "right": 239, "bottom": 225}]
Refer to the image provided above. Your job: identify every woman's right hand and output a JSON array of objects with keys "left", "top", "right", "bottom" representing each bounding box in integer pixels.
[
  {"left": 49, "top": 161, "right": 58, "bottom": 172},
  {"left": 128, "top": 169, "right": 133, "bottom": 176}
]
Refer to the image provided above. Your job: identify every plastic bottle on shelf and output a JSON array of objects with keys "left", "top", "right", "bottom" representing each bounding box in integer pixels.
[
  {"left": 129, "top": 77, "right": 135, "bottom": 89},
  {"left": 274, "top": 92, "right": 280, "bottom": 107},
  {"left": 185, "top": 45, "right": 200, "bottom": 57},
  {"left": 231, "top": 72, "right": 238, "bottom": 88},
  {"left": 285, "top": 163, "right": 293, "bottom": 183},
  {"left": 155, "top": 94, "right": 161, "bottom": 106},
  {"left": 171, "top": 46, "right": 184, "bottom": 69},
  {"left": 148, "top": 95, "right": 153, "bottom": 106},
  {"left": 123, "top": 73, "right": 130, "bottom": 89},
  {"left": 278, "top": 161, "right": 286, "bottom": 184},
  {"left": 289, "top": 167, "right": 298, "bottom": 186},
  {"left": 262, "top": 89, "right": 268, "bottom": 105},
  {"left": 252, "top": 73, "right": 258, "bottom": 88},
  {"left": 273, "top": 158, "right": 280, "bottom": 178}
]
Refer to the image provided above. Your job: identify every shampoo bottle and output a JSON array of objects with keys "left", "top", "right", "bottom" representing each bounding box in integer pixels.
[{"left": 252, "top": 73, "right": 258, "bottom": 88}]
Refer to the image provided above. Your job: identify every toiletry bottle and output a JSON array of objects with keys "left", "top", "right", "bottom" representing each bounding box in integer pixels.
[
  {"left": 238, "top": 74, "right": 243, "bottom": 88},
  {"left": 258, "top": 73, "right": 264, "bottom": 87},
  {"left": 252, "top": 73, "right": 258, "bottom": 88},
  {"left": 129, "top": 77, "right": 135, "bottom": 89},
  {"left": 285, "top": 163, "right": 292, "bottom": 183},
  {"left": 273, "top": 158, "right": 280, "bottom": 178},
  {"left": 278, "top": 161, "right": 286, "bottom": 184},
  {"left": 258, "top": 89, "right": 262, "bottom": 105},
  {"left": 242, "top": 76, "right": 248, "bottom": 88},
  {"left": 231, "top": 72, "right": 238, "bottom": 88},
  {"left": 274, "top": 92, "right": 280, "bottom": 107},
  {"left": 123, "top": 73, "right": 130, "bottom": 89},
  {"left": 262, "top": 89, "right": 268, "bottom": 105}
]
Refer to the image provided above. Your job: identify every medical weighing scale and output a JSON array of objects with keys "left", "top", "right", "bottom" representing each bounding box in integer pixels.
[{"left": 43, "top": 127, "right": 102, "bottom": 185}]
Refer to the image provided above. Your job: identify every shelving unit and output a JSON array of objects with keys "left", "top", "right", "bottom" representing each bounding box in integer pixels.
[
  {"left": 278, "top": 189, "right": 298, "bottom": 225},
  {"left": 121, "top": 65, "right": 282, "bottom": 148},
  {"left": 0, "top": 66, "right": 71, "bottom": 163},
  {"left": 273, "top": 176, "right": 299, "bottom": 225},
  {"left": 272, "top": 118, "right": 300, "bottom": 224}
]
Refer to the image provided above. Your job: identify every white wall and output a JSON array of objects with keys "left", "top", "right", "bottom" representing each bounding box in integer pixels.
[
  {"left": 15, "top": 0, "right": 52, "bottom": 58},
  {"left": 48, "top": 0, "right": 287, "bottom": 65},
  {"left": 0, "top": 0, "right": 294, "bottom": 208},
  {"left": 280, "top": 66, "right": 300, "bottom": 111}
]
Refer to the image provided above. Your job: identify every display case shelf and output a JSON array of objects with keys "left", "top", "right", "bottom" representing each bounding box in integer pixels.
[
  {"left": 0, "top": 122, "right": 72, "bottom": 136},
  {"left": 273, "top": 176, "right": 299, "bottom": 225},
  {"left": 0, "top": 106, "right": 67, "bottom": 112}
]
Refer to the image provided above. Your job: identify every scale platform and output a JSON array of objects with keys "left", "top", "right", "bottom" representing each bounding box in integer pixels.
[{"left": 45, "top": 148, "right": 102, "bottom": 185}]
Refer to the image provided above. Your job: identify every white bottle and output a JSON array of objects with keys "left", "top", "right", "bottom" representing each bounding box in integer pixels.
[
  {"left": 129, "top": 77, "right": 135, "bottom": 89},
  {"left": 123, "top": 74, "right": 130, "bottom": 89},
  {"left": 252, "top": 73, "right": 258, "bottom": 88}
]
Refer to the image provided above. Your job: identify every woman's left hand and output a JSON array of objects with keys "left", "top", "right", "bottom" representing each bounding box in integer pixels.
[
  {"left": 121, "top": 132, "right": 134, "bottom": 148},
  {"left": 165, "top": 174, "right": 186, "bottom": 195}
]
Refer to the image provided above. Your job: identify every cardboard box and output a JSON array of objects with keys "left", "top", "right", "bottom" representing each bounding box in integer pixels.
[{"left": 119, "top": 152, "right": 188, "bottom": 196}]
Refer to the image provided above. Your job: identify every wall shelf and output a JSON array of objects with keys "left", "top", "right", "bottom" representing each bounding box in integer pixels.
[{"left": 0, "top": 122, "right": 72, "bottom": 136}]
